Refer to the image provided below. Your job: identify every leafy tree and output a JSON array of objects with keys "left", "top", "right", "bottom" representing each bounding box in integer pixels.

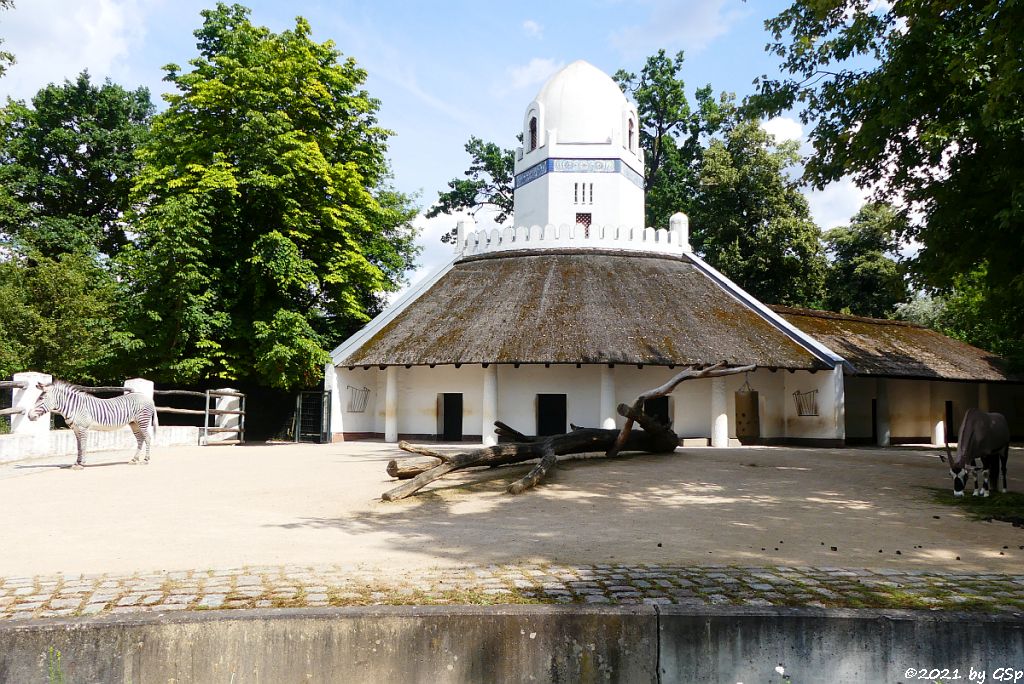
[
  {"left": 823, "top": 203, "right": 908, "bottom": 318},
  {"left": 753, "top": 0, "right": 1024, "bottom": 359},
  {"left": 614, "top": 50, "right": 727, "bottom": 229},
  {"left": 0, "top": 252, "right": 137, "bottom": 382},
  {"left": 692, "top": 116, "right": 826, "bottom": 307},
  {"left": 0, "top": 72, "right": 153, "bottom": 258},
  {"left": 0, "top": 0, "right": 14, "bottom": 79},
  {"left": 426, "top": 136, "right": 514, "bottom": 241},
  {"left": 123, "top": 3, "right": 418, "bottom": 389}
]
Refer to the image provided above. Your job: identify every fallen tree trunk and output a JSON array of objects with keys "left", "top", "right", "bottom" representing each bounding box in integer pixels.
[{"left": 381, "top": 362, "right": 755, "bottom": 501}]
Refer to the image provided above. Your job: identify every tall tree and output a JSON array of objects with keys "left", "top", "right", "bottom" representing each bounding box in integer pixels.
[
  {"left": 752, "top": 1, "right": 1024, "bottom": 359},
  {"left": 0, "top": 72, "right": 153, "bottom": 257},
  {"left": 823, "top": 203, "right": 908, "bottom": 318},
  {"left": 692, "top": 116, "right": 826, "bottom": 307},
  {"left": 614, "top": 50, "right": 727, "bottom": 229},
  {"left": 0, "top": 0, "right": 14, "bottom": 79},
  {"left": 123, "top": 3, "right": 418, "bottom": 389}
]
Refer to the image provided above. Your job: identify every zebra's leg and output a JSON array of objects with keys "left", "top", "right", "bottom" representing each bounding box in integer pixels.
[
  {"left": 142, "top": 412, "right": 153, "bottom": 463},
  {"left": 129, "top": 421, "right": 144, "bottom": 464},
  {"left": 72, "top": 426, "right": 87, "bottom": 470}
]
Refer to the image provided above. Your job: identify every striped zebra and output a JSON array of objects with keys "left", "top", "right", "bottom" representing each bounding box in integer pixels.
[{"left": 27, "top": 380, "right": 158, "bottom": 469}]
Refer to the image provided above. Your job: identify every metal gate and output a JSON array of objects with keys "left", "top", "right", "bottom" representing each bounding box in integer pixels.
[{"left": 295, "top": 391, "right": 331, "bottom": 443}]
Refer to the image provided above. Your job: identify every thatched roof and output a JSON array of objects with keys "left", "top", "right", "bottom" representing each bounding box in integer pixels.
[
  {"left": 772, "top": 306, "right": 1019, "bottom": 382},
  {"left": 335, "top": 250, "right": 830, "bottom": 370}
]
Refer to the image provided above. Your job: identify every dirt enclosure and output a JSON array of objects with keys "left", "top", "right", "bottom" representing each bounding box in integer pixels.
[{"left": 0, "top": 441, "right": 1021, "bottom": 578}]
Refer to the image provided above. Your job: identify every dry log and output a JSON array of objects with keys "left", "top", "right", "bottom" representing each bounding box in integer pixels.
[{"left": 381, "top": 361, "right": 756, "bottom": 500}]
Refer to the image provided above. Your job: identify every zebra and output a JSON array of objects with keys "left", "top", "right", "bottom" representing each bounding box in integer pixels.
[{"left": 26, "top": 380, "right": 158, "bottom": 469}]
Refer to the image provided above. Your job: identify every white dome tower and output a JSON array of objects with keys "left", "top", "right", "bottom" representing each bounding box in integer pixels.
[{"left": 513, "top": 60, "right": 645, "bottom": 231}]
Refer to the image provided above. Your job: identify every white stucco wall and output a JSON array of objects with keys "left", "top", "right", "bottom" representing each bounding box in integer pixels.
[{"left": 328, "top": 363, "right": 850, "bottom": 445}]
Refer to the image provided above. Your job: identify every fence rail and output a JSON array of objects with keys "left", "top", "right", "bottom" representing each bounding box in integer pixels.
[{"left": 2, "top": 375, "right": 246, "bottom": 445}]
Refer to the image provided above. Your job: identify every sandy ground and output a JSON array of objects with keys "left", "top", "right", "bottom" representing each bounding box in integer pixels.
[{"left": 0, "top": 441, "right": 1022, "bottom": 578}]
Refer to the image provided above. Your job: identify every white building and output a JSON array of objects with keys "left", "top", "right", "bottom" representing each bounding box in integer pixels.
[{"left": 325, "top": 60, "right": 1022, "bottom": 448}]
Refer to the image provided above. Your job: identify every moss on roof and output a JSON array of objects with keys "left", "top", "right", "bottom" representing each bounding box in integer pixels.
[
  {"left": 337, "top": 250, "right": 827, "bottom": 370},
  {"left": 772, "top": 305, "right": 1019, "bottom": 382}
]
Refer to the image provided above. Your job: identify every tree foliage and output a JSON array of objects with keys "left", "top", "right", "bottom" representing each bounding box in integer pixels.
[
  {"left": 614, "top": 50, "right": 727, "bottom": 229},
  {"left": 823, "top": 202, "right": 908, "bottom": 318},
  {"left": 426, "top": 136, "right": 514, "bottom": 235},
  {"left": 123, "top": 3, "right": 418, "bottom": 389},
  {"left": 753, "top": 0, "right": 1024, "bottom": 358},
  {"left": 0, "top": 72, "right": 153, "bottom": 258},
  {"left": 692, "top": 116, "right": 826, "bottom": 307},
  {"left": 0, "top": 0, "right": 14, "bottom": 79},
  {"left": 0, "top": 252, "right": 137, "bottom": 382}
]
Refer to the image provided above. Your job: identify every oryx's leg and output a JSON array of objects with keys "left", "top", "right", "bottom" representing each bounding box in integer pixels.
[
  {"left": 129, "top": 420, "right": 144, "bottom": 464},
  {"left": 71, "top": 426, "right": 88, "bottom": 470},
  {"left": 972, "top": 465, "right": 985, "bottom": 496},
  {"left": 1001, "top": 447, "right": 1009, "bottom": 493}
]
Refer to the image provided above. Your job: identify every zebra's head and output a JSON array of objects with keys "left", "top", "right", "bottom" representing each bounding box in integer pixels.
[{"left": 26, "top": 382, "right": 55, "bottom": 421}]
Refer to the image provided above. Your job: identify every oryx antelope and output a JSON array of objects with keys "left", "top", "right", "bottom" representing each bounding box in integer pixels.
[
  {"left": 942, "top": 408, "right": 1010, "bottom": 497},
  {"left": 27, "top": 380, "right": 158, "bottom": 469}
]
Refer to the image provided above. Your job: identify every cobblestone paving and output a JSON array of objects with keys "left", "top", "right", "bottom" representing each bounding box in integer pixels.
[{"left": 3, "top": 564, "right": 1024, "bottom": 619}]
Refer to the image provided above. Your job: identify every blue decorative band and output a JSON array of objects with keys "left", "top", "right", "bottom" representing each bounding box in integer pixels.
[{"left": 515, "top": 158, "right": 645, "bottom": 189}]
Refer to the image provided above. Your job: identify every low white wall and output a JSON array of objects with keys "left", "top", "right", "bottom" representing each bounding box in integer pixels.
[
  {"left": 783, "top": 369, "right": 843, "bottom": 441},
  {"left": 0, "top": 426, "right": 199, "bottom": 465}
]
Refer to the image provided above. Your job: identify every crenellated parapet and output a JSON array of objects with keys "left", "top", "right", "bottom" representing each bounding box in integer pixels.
[{"left": 456, "top": 212, "right": 692, "bottom": 257}]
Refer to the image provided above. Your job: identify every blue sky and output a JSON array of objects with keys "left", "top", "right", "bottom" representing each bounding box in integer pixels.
[{"left": 0, "top": 0, "right": 870, "bottom": 284}]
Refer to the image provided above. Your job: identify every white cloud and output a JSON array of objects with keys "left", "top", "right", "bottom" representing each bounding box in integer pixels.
[
  {"left": 492, "top": 57, "right": 564, "bottom": 98},
  {"left": 522, "top": 19, "right": 543, "bottom": 39},
  {"left": 0, "top": 0, "right": 153, "bottom": 101},
  {"left": 805, "top": 178, "right": 871, "bottom": 231},
  {"left": 761, "top": 116, "right": 803, "bottom": 143},
  {"left": 610, "top": 0, "right": 748, "bottom": 58}
]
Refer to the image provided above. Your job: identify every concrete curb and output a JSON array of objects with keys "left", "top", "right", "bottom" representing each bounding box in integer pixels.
[{"left": 2, "top": 605, "right": 1023, "bottom": 683}]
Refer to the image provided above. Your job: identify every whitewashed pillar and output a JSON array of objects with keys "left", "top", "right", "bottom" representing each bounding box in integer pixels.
[
  {"left": 213, "top": 387, "right": 240, "bottom": 444},
  {"left": 831, "top": 365, "right": 846, "bottom": 444},
  {"left": 123, "top": 377, "right": 154, "bottom": 403},
  {"left": 384, "top": 366, "right": 398, "bottom": 443},
  {"left": 482, "top": 364, "right": 498, "bottom": 446},
  {"left": 978, "top": 383, "right": 989, "bottom": 412},
  {"left": 670, "top": 212, "right": 691, "bottom": 252},
  {"left": 930, "top": 383, "right": 945, "bottom": 447},
  {"left": 876, "top": 378, "right": 891, "bottom": 447},
  {"left": 711, "top": 377, "right": 728, "bottom": 448},
  {"left": 324, "top": 362, "right": 342, "bottom": 439},
  {"left": 11, "top": 371, "right": 52, "bottom": 437},
  {"left": 599, "top": 365, "right": 616, "bottom": 429}
]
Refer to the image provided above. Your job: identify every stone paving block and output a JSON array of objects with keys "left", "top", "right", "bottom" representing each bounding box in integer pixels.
[
  {"left": 48, "top": 598, "right": 82, "bottom": 610},
  {"left": 198, "top": 594, "right": 226, "bottom": 609},
  {"left": 117, "top": 594, "right": 143, "bottom": 607}
]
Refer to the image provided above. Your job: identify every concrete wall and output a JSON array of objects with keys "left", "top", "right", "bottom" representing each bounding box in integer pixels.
[
  {"left": 2, "top": 606, "right": 1022, "bottom": 684},
  {"left": 0, "top": 426, "right": 199, "bottom": 465}
]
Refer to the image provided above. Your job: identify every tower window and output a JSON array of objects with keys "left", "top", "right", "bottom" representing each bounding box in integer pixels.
[
  {"left": 576, "top": 212, "right": 592, "bottom": 237},
  {"left": 628, "top": 119, "right": 635, "bottom": 151},
  {"left": 529, "top": 117, "right": 538, "bottom": 151}
]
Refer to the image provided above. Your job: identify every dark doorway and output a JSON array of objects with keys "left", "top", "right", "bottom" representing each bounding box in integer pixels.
[
  {"left": 437, "top": 393, "right": 463, "bottom": 441},
  {"left": 945, "top": 400, "right": 955, "bottom": 443},
  {"left": 537, "top": 394, "right": 567, "bottom": 436},
  {"left": 643, "top": 396, "right": 671, "bottom": 427}
]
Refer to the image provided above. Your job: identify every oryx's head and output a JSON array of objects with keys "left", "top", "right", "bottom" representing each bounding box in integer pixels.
[
  {"left": 950, "top": 464, "right": 969, "bottom": 497},
  {"left": 26, "top": 382, "right": 54, "bottom": 422}
]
